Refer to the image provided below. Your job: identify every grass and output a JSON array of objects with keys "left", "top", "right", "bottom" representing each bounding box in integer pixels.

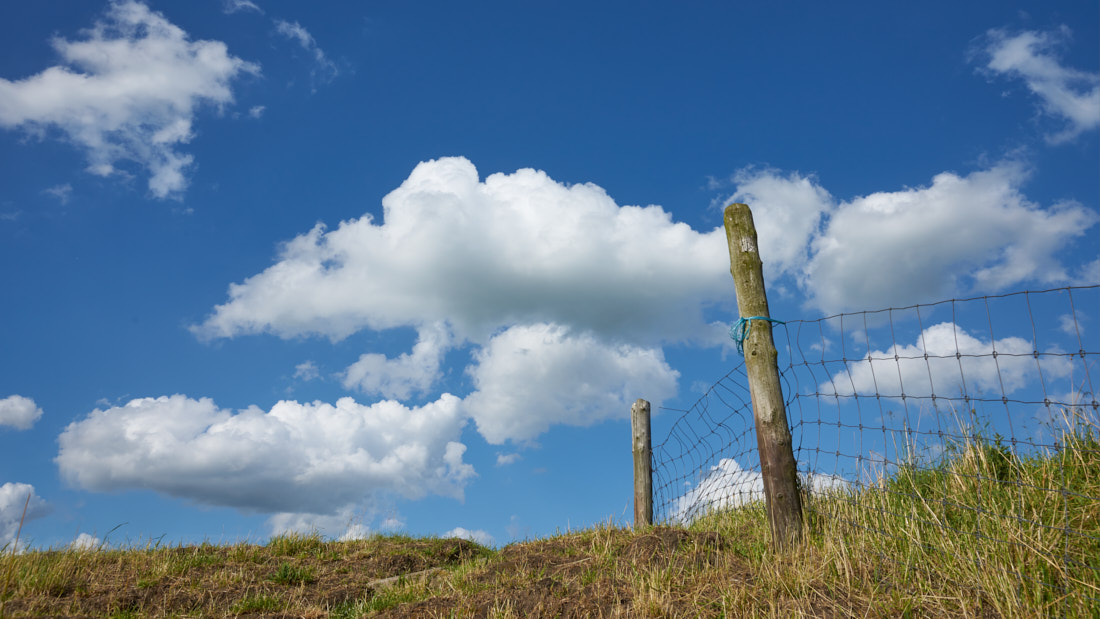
[
  {"left": 270, "top": 561, "right": 316, "bottom": 585},
  {"left": 229, "top": 593, "right": 283, "bottom": 614},
  {"left": 1, "top": 416, "right": 1096, "bottom": 617},
  {"left": 685, "top": 421, "right": 1100, "bottom": 617}
]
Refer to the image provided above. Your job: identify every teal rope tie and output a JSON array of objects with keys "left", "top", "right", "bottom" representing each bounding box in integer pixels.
[{"left": 730, "top": 316, "right": 785, "bottom": 354}]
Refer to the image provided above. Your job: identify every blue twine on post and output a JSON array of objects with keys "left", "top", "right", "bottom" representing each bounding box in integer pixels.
[{"left": 730, "top": 316, "right": 785, "bottom": 355}]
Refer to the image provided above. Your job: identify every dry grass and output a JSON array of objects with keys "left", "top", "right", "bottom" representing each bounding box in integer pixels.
[
  {"left": 0, "top": 534, "right": 489, "bottom": 618},
  {"left": 1, "top": 420, "right": 1096, "bottom": 618}
]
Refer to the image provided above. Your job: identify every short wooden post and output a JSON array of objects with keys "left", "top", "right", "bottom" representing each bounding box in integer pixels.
[
  {"left": 724, "top": 203, "right": 803, "bottom": 548},
  {"left": 631, "top": 398, "right": 653, "bottom": 529}
]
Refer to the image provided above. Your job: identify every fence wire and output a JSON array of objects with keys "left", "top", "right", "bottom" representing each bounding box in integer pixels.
[{"left": 652, "top": 285, "right": 1099, "bottom": 607}]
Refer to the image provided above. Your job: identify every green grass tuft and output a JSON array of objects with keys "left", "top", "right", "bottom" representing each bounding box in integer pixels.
[
  {"left": 229, "top": 593, "right": 282, "bottom": 613},
  {"left": 269, "top": 561, "right": 315, "bottom": 585},
  {"left": 266, "top": 531, "right": 325, "bottom": 557}
]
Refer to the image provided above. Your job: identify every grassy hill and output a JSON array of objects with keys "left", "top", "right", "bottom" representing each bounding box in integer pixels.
[{"left": 2, "top": 423, "right": 1097, "bottom": 618}]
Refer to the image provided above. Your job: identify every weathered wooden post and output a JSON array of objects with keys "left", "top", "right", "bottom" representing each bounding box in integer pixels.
[
  {"left": 631, "top": 398, "right": 653, "bottom": 529},
  {"left": 724, "top": 203, "right": 803, "bottom": 548}
]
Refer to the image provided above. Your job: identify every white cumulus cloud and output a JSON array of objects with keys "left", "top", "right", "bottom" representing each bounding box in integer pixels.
[
  {"left": 976, "top": 26, "right": 1100, "bottom": 143},
  {"left": 0, "top": 1, "right": 259, "bottom": 199},
  {"left": 1, "top": 482, "right": 50, "bottom": 550},
  {"left": 192, "top": 157, "right": 726, "bottom": 442},
  {"left": 727, "top": 167, "right": 833, "bottom": 281},
  {"left": 193, "top": 156, "right": 728, "bottom": 345},
  {"left": 823, "top": 322, "right": 1073, "bottom": 400},
  {"left": 70, "top": 533, "right": 102, "bottom": 551},
  {"left": 727, "top": 161, "right": 1097, "bottom": 315},
  {"left": 56, "top": 394, "right": 474, "bottom": 515},
  {"left": 671, "top": 459, "right": 764, "bottom": 524},
  {"left": 192, "top": 156, "right": 1093, "bottom": 446},
  {"left": 267, "top": 505, "right": 372, "bottom": 541},
  {"left": 463, "top": 323, "right": 679, "bottom": 444},
  {"left": 343, "top": 322, "right": 452, "bottom": 400},
  {"left": 0, "top": 395, "right": 44, "bottom": 430},
  {"left": 443, "top": 527, "right": 494, "bottom": 547},
  {"left": 670, "top": 459, "right": 846, "bottom": 525}
]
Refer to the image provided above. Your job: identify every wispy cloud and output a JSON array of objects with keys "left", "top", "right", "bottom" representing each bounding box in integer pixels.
[
  {"left": 42, "top": 183, "right": 73, "bottom": 204},
  {"left": 274, "top": 19, "right": 338, "bottom": 89},
  {"left": 495, "top": 453, "right": 521, "bottom": 467},
  {"left": 975, "top": 26, "right": 1100, "bottom": 143},
  {"left": 223, "top": 0, "right": 263, "bottom": 14},
  {"left": 293, "top": 361, "right": 320, "bottom": 381}
]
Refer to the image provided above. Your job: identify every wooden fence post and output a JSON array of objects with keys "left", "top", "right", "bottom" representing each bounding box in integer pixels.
[
  {"left": 723, "top": 203, "right": 803, "bottom": 548},
  {"left": 631, "top": 398, "right": 653, "bottom": 529}
]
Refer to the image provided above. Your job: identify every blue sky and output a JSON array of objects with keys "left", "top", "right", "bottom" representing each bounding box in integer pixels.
[{"left": 1, "top": 0, "right": 1097, "bottom": 550}]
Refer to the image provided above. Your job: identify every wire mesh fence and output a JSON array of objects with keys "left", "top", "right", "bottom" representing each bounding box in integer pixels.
[{"left": 652, "top": 285, "right": 1099, "bottom": 607}]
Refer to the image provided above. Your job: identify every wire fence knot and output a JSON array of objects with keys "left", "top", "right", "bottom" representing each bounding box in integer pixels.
[{"left": 729, "top": 316, "right": 785, "bottom": 354}]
